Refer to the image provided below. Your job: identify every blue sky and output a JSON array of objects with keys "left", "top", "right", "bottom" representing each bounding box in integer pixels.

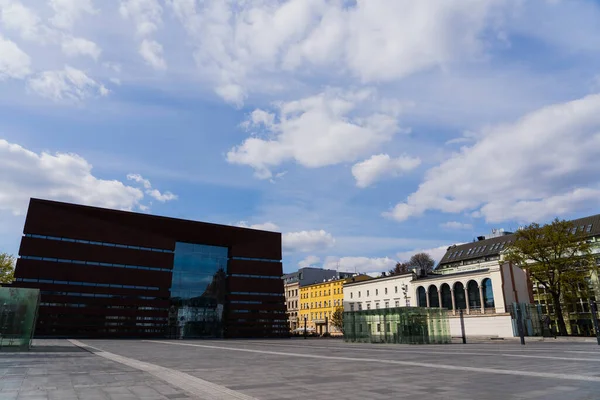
[{"left": 2, "top": 0, "right": 600, "bottom": 274}]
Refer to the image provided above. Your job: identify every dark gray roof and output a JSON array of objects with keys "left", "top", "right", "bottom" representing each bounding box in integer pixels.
[{"left": 437, "top": 213, "right": 600, "bottom": 268}]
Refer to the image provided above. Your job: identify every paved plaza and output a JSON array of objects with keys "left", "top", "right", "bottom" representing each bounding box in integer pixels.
[{"left": 1, "top": 338, "right": 600, "bottom": 400}]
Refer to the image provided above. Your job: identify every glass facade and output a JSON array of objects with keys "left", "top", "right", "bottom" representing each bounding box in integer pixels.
[
  {"left": 168, "top": 242, "right": 228, "bottom": 339},
  {"left": 0, "top": 287, "right": 40, "bottom": 350},
  {"left": 343, "top": 307, "right": 451, "bottom": 344}
]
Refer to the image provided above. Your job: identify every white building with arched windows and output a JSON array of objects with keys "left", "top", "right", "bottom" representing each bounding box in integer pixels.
[{"left": 344, "top": 233, "right": 532, "bottom": 338}]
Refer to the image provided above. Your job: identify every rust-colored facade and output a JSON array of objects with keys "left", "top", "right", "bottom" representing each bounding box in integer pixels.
[{"left": 14, "top": 198, "right": 287, "bottom": 338}]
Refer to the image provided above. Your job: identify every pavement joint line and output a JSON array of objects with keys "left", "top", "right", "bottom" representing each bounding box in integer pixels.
[
  {"left": 201, "top": 340, "right": 600, "bottom": 361},
  {"left": 147, "top": 340, "right": 600, "bottom": 383},
  {"left": 223, "top": 340, "right": 597, "bottom": 353},
  {"left": 68, "top": 339, "right": 259, "bottom": 400}
]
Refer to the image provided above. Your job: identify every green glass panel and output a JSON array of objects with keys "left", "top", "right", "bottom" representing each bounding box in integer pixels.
[
  {"left": 343, "top": 307, "right": 450, "bottom": 344},
  {"left": 0, "top": 287, "right": 40, "bottom": 350}
]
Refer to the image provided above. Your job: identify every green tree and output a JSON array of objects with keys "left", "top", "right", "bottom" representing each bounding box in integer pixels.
[
  {"left": 504, "top": 219, "right": 596, "bottom": 336},
  {"left": 331, "top": 306, "right": 344, "bottom": 334},
  {"left": 0, "top": 253, "right": 15, "bottom": 284}
]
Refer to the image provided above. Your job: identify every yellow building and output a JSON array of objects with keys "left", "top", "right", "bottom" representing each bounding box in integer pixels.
[{"left": 299, "top": 275, "right": 371, "bottom": 335}]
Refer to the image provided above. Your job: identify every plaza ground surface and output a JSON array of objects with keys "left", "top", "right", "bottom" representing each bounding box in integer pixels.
[{"left": 1, "top": 338, "right": 600, "bottom": 400}]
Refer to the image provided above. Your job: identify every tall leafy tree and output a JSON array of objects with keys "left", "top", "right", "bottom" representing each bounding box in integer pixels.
[
  {"left": 0, "top": 253, "right": 15, "bottom": 284},
  {"left": 504, "top": 219, "right": 596, "bottom": 336}
]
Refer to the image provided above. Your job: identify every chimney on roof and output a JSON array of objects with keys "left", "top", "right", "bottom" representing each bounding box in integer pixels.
[{"left": 477, "top": 236, "right": 485, "bottom": 241}]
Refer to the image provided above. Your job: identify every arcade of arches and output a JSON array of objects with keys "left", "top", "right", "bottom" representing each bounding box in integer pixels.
[{"left": 416, "top": 278, "right": 495, "bottom": 315}]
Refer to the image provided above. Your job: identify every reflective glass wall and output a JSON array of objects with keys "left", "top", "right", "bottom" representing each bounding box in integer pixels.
[
  {"left": 168, "top": 242, "right": 228, "bottom": 338},
  {"left": 343, "top": 307, "right": 451, "bottom": 344},
  {"left": 0, "top": 287, "right": 40, "bottom": 350}
]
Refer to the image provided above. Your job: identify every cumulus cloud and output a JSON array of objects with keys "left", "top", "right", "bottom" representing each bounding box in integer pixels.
[
  {"left": 166, "top": 0, "right": 500, "bottom": 104},
  {"left": 236, "top": 220, "right": 335, "bottom": 253},
  {"left": 440, "top": 221, "right": 473, "bottom": 230},
  {"left": 236, "top": 221, "right": 280, "bottom": 232},
  {"left": 0, "top": 34, "right": 31, "bottom": 80},
  {"left": 27, "top": 65, "right": 109, "bottom": 102},
  {"left": 352, "top": 153, "right": 421, "bottom": 188},
  {"left": 0, "top": 0, "right": 49, "bottom": 43},
  {"left": 61, "top": 36, "right": 102, "bottom": 60},
  {"left": 396, "top": 245, "right": 452, "bottom": 265},
  {"left": 126, "top": 173, "right": 177, "bottom": 202},
  {"left": 322, "top": 256, "right": 397, "bottom": 274},
  {"left": 0, "top": 139, "right": 148, "bottom": 215},
  {"left": 283, "top": 230, "right": 336, "bottom": 253},
  {"left": 298, "top": 255, "right": 321, "bottom": 268},
  {"left": 49, "top": 0, "right": 97, "bottom": 29},
  {"left": 227, "top": 89, "right": 404, "bottom": 179},
  {"left": 139, "top": 39, "right": 166, "bottom": 70},
  {"left": 120, "top": 0, "right": 166, "bottom": 69},
  {"left": 387, "top": 94, "right": 600, "bottom": 224}
]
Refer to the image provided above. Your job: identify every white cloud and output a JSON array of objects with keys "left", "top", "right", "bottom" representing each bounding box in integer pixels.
[
  {"left": 386, "top": 94, "right": 600, "bottom": 224},
  {"left": 0, "top": 34, "right": 31, "bottom": 80},
  {"left": 322, "top": 256, "right": 396, "bottom": 274},
  {"left": 0, "top": 0, "right": 48, "bottom": 42},
  {"left": 27, "top": 65, "right": 109, "bottom": 102},
  {"left": 298, "top": 255, "right": 320, "bottom": 268},
  {"left": 440, "top": 221, "right": 473, "bottom": 230},
  {"left": 49, "top": 0, "right": 97, "bottom": 29},
  {"left": 235, "top": 221, "right": 333, "bottom": 252},
  {"left": 283, "top": 230, "right": 336, "bottom": 253},
  {"left": 166, "top": 0, "right": 500, "bottom": 104},
  {"left": 126, "top": 173, "right": 177, "bottom": 203},
  {"left": 139, "top": 39, "right": 166, "bottom": 70},
  {"left": 120, "top": 0, "right": 163, "bottom": 37},
  {"left": 396, "top": 245, "right": 452, "bottom": 265},
  {"left": 236, "top": 221, "right": 280, "bottom": 232},
  {"left": 0, "top": 139, "right": 145, "bottom": 215},
  {"left": 227, "top": 88, "right": 404, "bottom": 179},
  {"left": 61, "top": 36, "right": 102, "bottom": 60},
  {"left": 352, "top": 153, "right": 421, "bottom": 188}
]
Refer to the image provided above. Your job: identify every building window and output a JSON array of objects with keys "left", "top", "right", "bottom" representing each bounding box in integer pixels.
[
  {"left": 395, "top": 300, "right": 399, "bottom": 307},
  {"left": 377, "top": 323, "right": 381, "bottom": 332},
  {"left": 358, "top": 303, "right": 362, "bottom": 310},
  {"left": 367, "top": 290, "right": 369, "bottom": 297},
  {"left": 376, "top": 303, "right": 380, "bottom": 309},
  {"left": 350, "top": 292, "right": 353, "bottom": 299},
  {"left": 367, "top": 304, "right": 371, "bottom": 310},
  {"left": 395, "top": 286, "right": 398, "bottom": 293},
  {"left": 385, "top": 288, "right": 388, "bottom": 295},
  {"left": 385, "top": 302, "right": 389, "bottom": 308},
  {"left": 376, "top": 289, "right": 378, "bottom": 295},
  {"left": 358, "top": 291, "right": 361, "bottom": 298},
  {"left": 350, "top": 304, "right": 354, "bottom": 311}
]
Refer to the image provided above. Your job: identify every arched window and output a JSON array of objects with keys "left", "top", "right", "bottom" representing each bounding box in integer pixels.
[
  {"left": 440, "top": 283, "right": 452, "bottom": 309},
  {"left": 467, "top": 280, "right": 481, "bottom": 309},
  {"left": 428, "top": 285, "right": 439, "bottom": 308},
  {"left": 454, "top": 282, "right": 467, "bottom": 310},
  {"left": 482, "top": 278, "right": 495, "bottom": 308},
  {"left": 417, "top": 286, "right": 427, "bottom": 307}
]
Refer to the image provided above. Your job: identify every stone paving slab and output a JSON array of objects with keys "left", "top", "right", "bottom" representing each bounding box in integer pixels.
[
  {"left": 0, "top": 340, "right": 197, "bottom": 400},
  {"left": 2, "top": 339, "right": 600, "bottom": 400}
]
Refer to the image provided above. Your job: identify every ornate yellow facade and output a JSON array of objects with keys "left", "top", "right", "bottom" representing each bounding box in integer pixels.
[{"left": 298, "top": 275, "right": 371, "bottom": 335}]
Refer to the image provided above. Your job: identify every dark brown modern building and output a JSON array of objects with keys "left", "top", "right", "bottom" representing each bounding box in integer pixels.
[{"left": 13, "top": 198, "right": 287, "bottom": 338}]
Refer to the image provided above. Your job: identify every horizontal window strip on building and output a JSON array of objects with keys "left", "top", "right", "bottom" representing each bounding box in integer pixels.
[
  {"left": 230, "top": 291, "right": 284, "bottom": 297},
  {"left": 15, "top": 277, "right": 160, "bottom": 291},
  {"left": 19, "top": 256, "right": 171, "bottom": 272},
  {"left": 230, "top": 256, "right": 281, "bottom": 263},
  {"left": 39, "top": 290, "right": 163, "bottom": 300},
  {"left": 230, "top": 273, "right": 280, "bottom": 279},
  {"left": 24, "top": 234, "right": 173, "bottom": 253}
]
